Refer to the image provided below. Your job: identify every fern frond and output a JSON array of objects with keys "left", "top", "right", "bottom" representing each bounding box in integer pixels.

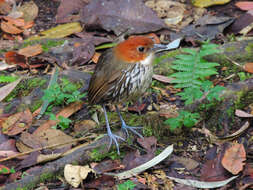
[{"left": 169, "top": 42, "right": 222, "bottom": 104}]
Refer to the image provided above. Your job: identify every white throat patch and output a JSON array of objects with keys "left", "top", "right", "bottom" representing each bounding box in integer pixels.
[{"left": 140, "top": 53, "right": 154, "bottom": 65}]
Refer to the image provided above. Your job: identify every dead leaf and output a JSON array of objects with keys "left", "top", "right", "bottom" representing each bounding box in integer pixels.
[
  {"left": 16, "top": 132, "right": 46, "bottom": 152},
  {"left": 17, "top": 1, "right": 38, "bottom": 22},
  {"left": 3, "top": 17, "right": 25, "bottom": 27},
  {"left": 243, "top": 62, "right": 253, "bottom": 73},
  {"left": 167, "top": 176, "right": 238, "bottom": 189},
  {"left": 152, "top": 74, "right": 173, "bottom": 83},
  {"left": 33, "top": 101, "right": 84, "bottom": 135},
  {"left": 201, "top": 149, "right": 228, "bottom": 181},
  {"left": 0, "top": 77, "right": 21, "bottom": 102},
  {"left": 27, "top": 22, "right": 83, "bottom": 41},
  {"left": 192, "top": 0, "right": 231, "bottom": 8},
  {"left": 5, "top": 51, "right": 27, "bottom": 68},
  {"left": 56, "top": 0, "right": 87, "bottom": 23},
  {"left": 93, "top": 159, "right": 124, "bottom": 174},
  {"left": 229, "top": 11, "right": 253, "bottom": 34},
  {"left": 91, "top": 52, "right": 101, "bottom": 63},
  {"left": 1, "top": 109, "right": 33, "bottom": 136},
  {"left": 36, "top": 128, "right": 75, "bottom": 149},
  {"left": 18, "top": 44, "right": 43, "bottom": 57},
  {"left": 0, "top": 0, "right": 11, "bottom": 14},
  {"left": 107, "top": 144, "right": 173, "bottom": 180},
  {"left": 1, "top": 20, "right": 23, "bottom": 34},
  {"left": 81, "top": 0, "right": 165, "bottom": 35},
  {"left": 83, "top": 175, "right": 115, "bottom": 189},
  {"left": 64, "top": 164, "right": 94, "bottom": 188},
  {"left": 222, "top": 143, "right": 246, "bottom": 175},
  {"left": 236, "top": 1, "right": 253, "bottom": 11},
  {"left": 137, "top": 136, "right": 157, "bottom": 152},
  {"left": 74, "top": 119, "right": 97, "bottom": 134},
  {"left": 235, "top": 109, "right": 253, "bottom": 117}
]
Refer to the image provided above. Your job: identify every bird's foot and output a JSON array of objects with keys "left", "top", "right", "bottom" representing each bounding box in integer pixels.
[
  {"left": 121, "top": 122, "right": 143, "bottom": 139},
  {"left": 107, "top": 130, "right": 125, "bottom": 155}
]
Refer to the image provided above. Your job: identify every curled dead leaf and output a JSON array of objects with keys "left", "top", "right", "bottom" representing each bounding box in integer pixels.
[
  {"left": 64, "top": 164, "right": 94, "bottom": 188},
  {"left": 18, "top": 44, "right": 43, "bottom": 57},
  {"left": 221, "top": 143, "right": 246, "bottom": 175},
  {"left": 243, "top": 62, "right": 253, "bottom": 73}
]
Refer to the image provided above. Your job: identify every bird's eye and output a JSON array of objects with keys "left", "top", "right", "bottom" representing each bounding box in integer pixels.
[{"left": 137, "top": 46, "right": 145, "bottom": 52}]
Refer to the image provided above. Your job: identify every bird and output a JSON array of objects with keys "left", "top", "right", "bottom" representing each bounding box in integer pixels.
[{"left": 88, "top": 35, "right": 168, "bottom": 154}]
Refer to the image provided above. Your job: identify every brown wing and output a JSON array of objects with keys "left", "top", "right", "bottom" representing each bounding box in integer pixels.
[{"left": 88, "top": 49, "right": 130, "bottom": 104}]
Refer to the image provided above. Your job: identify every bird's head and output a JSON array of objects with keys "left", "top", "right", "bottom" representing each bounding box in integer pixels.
[{"left": 113, "top": 36, "right": 167, "bottom": 65}]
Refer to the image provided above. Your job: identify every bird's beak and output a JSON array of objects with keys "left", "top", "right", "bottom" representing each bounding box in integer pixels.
[{"left": 152, "top": 38, "right": 182, "bottom": 53}]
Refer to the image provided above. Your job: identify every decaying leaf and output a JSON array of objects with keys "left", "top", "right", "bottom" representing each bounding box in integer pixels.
[
  {"left": 152, "top": 74, "right": 173, "bottom": 83},
  {"left": 81, "top": 0, "right": 165, "bottom": 35},
  {"left": 1, "top": 109, "right": 33, "bottom": 136},
  {"left": 192, "top": 0, "right": 231, "bottom": 8},
  {"left": 64, "top": 164, "right": 94, "bottom": 188},
  {"left": 27, "top": 22, "right": 83, "bottom": 41},
  {"left": 235, "top": 1, "right": 253, "bottom": 11},
  {"left": 243, "top": 62, "right": 253, "bottom": 73},
  {"left": 167, "top": 175, "right": 238, "bottom": 188},
  {"left": 18, "top": 44, "right": 43, "bottom": 57},
  {"left": 106, "top": 144, "right": 173, "bottom": 179},
  {"left": 17, "top": 1, "right": 39, "bottom": 22},
  {"left": 221, "top": 143, "right": 246, "bottom": 175},
  {"left": 235, "top": 109, "right": 253, "bottom": 118}
]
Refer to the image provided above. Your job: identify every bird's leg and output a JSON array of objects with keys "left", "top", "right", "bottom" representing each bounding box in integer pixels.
[
  {"left": 115, "top": 105, "right": 144, "bottom": 139},
  {"left": 103, "top": 105, "right": 124, "bottom": 154}
]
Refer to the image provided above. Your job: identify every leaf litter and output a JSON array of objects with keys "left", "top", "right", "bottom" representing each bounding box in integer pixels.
[{"left": 0, "top": 0, "right": 253, "bottom": 189}]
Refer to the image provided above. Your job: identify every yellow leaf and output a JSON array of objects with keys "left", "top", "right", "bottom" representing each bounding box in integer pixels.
[
  {"left": 27, "top": 22, "right": 83, "bottom": 41},
  {"left": 192, "top": 0, "right": 231, "bottom": 8}
]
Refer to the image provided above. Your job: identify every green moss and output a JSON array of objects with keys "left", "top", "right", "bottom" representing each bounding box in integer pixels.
[
  {"left": 245, "top": 43, "right": 253, "bottom": 54},
  {"left": 225, "top": 45, "right": 237, "bottom": 53},
  {"left": 90, "top": 146, "right": 121, "bottom": 161},
  {"left": 40, "top": 172, "right": 56, "bottom": 183},
  {"left": 21, "top": 39, "right": 66, "bottom": 53},
  {"left": 4, "top": 103, "right": 13, "bottom": 113},
  {"left": 143, "top": 124, "right": 153, "bottom": 136},
  {"left": 30, "top": 99, "right": 43, "bottom": 112}
]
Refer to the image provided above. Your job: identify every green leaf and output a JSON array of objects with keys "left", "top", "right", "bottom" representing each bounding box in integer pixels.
[{"left": 117, "top": 180, "right": 136, "bottom": 190}]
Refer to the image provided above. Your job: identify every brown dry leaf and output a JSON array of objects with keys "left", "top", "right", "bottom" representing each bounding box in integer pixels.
[
  {"left": 56, "top": 0, "right": 87, "bottom": 23},
  {"left": 236, "top": 1, "right": 253, "bottom": 11},
  {"left": 16, "top": 132, "right": 47, "bottom": 153},
  {"left": 36, "top": 128, "right": 75, "bottom": 149},
  {"left": 5, "top": 51, "right": 27, "bottom": 68},
  {"left": 243, "top": 62, "right": 253, "bottom": 73},
  {"left": 1, "top": 21, "right": 23, "bottom": 34},
  {"left": 0, "top": 0, "right": 11, "bottom": 14},
  {"left": 91, "top": 52, "right": 101, "bottom": 63},
  {"left": 1, "top": 109, "right": 33, "bottom": 136},
  {"left": 222, "top": 143, "right": 246, "bottom": 175},
  {"left": 18, "top": 44, "right": 43, "bottom": 57},
  {"left": 152, "top": 74, "right": 173, "bottom": 83},
  {"left": 3, "top": 16, "right": 25, "bottom": 27},
  {"left": 81, "top": 0, "right": 165, "bottom": 35},
  {"left": 33, "top": 101, "right": 84, "bottom": 135}
]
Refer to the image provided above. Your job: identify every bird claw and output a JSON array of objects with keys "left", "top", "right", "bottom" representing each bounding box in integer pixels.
[
  {"left": 107, "top": 130, "right": 125, "bottom": 155},
  {"left": 121, "top": 123, "right": 143, "bottom": 139}
]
